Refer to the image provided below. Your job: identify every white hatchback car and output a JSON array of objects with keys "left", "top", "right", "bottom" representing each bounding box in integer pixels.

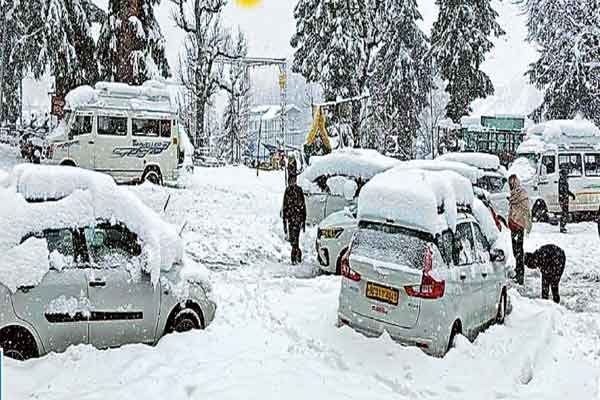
[
  {"left": 337, "top": 169, "right": 510, "bottom": 357},
  {"left": 0, "top": 165, "right": 216, "bottom": 360}
]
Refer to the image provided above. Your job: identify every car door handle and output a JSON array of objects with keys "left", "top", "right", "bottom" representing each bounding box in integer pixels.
[
  {"left": 481, "top": 273, "right": 488, "bottom": 278},
  {"left": 18, "top": 285, "right": 35, "bottom": 293},
  {"left": 88, "top": 141, "right": 95, "bottom": 144},
  {"left": 89, "top": 280, "right": 106, "bottom": 287},
  {"left": 460, "top": 274, "right": 467, "bottom": 281}
]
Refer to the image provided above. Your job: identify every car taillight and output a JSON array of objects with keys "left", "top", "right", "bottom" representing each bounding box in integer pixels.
[
  {"left": 489, "top": 207, "right": 502, "bottom": 231},
  {"left": 404, "top": 244, "right": 445, "bottom": 299},
  {"left": 47, "top": 144, "right": 54, "bottom": 159},
  {"left": 340, "top": 242, "right": 361, "bottom": 282}
]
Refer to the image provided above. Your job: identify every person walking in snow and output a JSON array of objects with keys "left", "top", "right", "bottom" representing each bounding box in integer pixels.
[
  {"left": 525, "top": 244, "right": 566, "bottom": 304},
  {"left": 508, "top": 174, "right": 532, "bottom": 285},
  {"left": 558, "top": 166, "right": 576, "bottom": 233},
  {"left": 283, "top": 173, "right": 306, "bottom": 265}
]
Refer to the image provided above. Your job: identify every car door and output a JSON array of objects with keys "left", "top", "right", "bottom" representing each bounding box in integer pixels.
[
  {"left": 83, "top": 223, "right": 160, "bottom": 348},
  {"left": 539, "top": 153, "right": 559, "bottom": 211},
  {"left": 559, "top": 153, "right": 585, "bottom": 212},
  {"left": 12, "top": 228, "right": 89, "bottom": 354},
  {"left": 453, "top": 221, "right": 482, "bottom": 333},
  {"left": 94, "top": 114, "right": 135, "bottom": 177},
  {"left": 68, "top": 113, "right": 94, "bottom": 169},
  {"left": 471, "top": 222, "right": 495, "bottom": 321}
]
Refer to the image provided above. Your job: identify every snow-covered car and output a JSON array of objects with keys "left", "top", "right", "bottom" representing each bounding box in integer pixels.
[
  {"left": 298, "top": 149, "right": 399, "bottom": 225},
  {"left": 437, "top": 152, "right": 510, "bottom": 222},
  {"left": 0, "top": 165, "right": 216, "bottom": 360},
  {"left": 511, "top": 119, "right": 600, "bottom": 223},
  {"left": 46, "top": 81, "right": 183, "bottom": 186},
  {"left": 316, "top": 206, "right": 357, "bottom": 274},
  {"left": 317, "top": 161, "right": 505, "bottom": 276},
  {"left": 337, "top": 169, "right": 511, "bottom": 357}
]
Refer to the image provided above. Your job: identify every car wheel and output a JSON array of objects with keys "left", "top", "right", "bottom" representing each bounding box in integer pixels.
[
  {"left": 0, "top": 328, "right": 37, "bottom": 361},
  {"left": 532, "top": 201, "right": 548, "bottom": 223},
  {"left": 143, "top": 169, "right": 163, "bottom": 186},
  {"left": 496, "top": 291, "right": 507, "bottom": 325},
  {"left": 446, "top": 321, "right": 462, "bottom": 354},
  {"left": 173, "top": 309, "right": 201, "bottom": 333}
]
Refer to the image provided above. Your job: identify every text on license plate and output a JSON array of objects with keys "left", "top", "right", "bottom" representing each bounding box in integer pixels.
[{"left": 366, "top": 282, "right": 399, "bottom": 305}]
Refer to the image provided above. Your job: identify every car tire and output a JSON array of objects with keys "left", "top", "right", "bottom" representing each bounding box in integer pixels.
[
  {"left": 532, "top": 201, "right": 549, "bottom": 223},
  {"left": 496, "top": 291, "right": 507, "bottom": 325},
  {"left": 142, "top": 169, "right": 163, "bottom": 186},
  {"left": 173, "top": 308, "right": 201, "bottom": 333},
  {"left": 0, "top": 328, "right": 38, "bottom": 361},
  {"left": 446, "top": 321, "right": 462, "bottom": 354}
]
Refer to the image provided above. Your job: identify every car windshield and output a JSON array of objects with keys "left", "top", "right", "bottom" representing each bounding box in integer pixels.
[
  {"left": 477, "top": 176, "right": 506, "bottom": 193},
  {"left": 352, "top": 222, "right": 432, "bottom": 269},
  {"left": 518, "top": 153, "right": 539, "bottom": 170}
]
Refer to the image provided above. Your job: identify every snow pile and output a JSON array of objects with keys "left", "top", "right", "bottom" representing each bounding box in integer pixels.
[
  {"left": 64, "top": 85, "right": 98, "bottom": 111},
  {"left": 526, "top": 119, "right": 600, "bottom": 141},
  {"left": 299, "top": 148, "right": 399, "bottom": 189},
  {"left": 397, "top": 159, "right": 484, "bottom": 184},
  {"left": 358, "top": 168, "right": 474, "bottom": 234},
  {"left": 437, "top": 152, "right": 501, "bottom": 172},
  {"left": 0, "top": 238, "right": 50, "bottom": 293},
  {"left": 0, "top": 165, "right": 183, "bottom": 286},
  {"left": 45, "top": 295, "right": 91, "bottom": 318},
  {"left": 509, "top": 157, "right": 537, "bottom": 183}
]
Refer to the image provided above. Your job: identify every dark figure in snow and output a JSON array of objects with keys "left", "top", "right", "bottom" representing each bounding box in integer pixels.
[
  {"left": 525, "top": 244, "right": 566, "bottom": 304},
  {"left": 558, "top": 166, "right": 576, "bottom": 233},
  {"left": 508, "top": 175, "right": 532, "bottom": 285},
  {"left": 283, "top": 174, "right": 306, "bottom": 265}
]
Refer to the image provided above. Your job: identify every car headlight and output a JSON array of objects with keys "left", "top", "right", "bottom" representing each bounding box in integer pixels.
[{"left": 318, "top": 227, "right": 344, "bottom": 239}]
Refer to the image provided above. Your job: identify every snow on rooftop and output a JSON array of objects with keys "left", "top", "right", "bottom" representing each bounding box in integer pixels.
[
  {"left": 0, "top": 165, "right": 183, "bottom": 287},
  {"left": 299, "top": 148, "right": 399, "bottom": 186},
  {"left": 437, "top": 152, "right": 501, "bottom": 172},
  {"left": 397, "top": 159, "right": 484, "bottom": 184},
  {"left": 64, "top": 81, "right": 175, "bottom": 114},
  {"left": 358, "top": 168, "right": 474, "bottom": 234}
]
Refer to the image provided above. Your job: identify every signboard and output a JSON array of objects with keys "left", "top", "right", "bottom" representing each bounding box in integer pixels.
[
  {"left": 51, "top": 96, "right": 66, "bottom": 119},
  {"left": 481, "top": 115, "right": 525, "bottom": 131}
]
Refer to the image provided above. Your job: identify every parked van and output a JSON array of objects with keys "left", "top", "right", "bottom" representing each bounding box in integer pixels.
[
  {"left": 512, "top": 119, "right": 600, "bottom": 222},
  {"left": 46, "top": 81, "right": 183, "bottom": 186}
]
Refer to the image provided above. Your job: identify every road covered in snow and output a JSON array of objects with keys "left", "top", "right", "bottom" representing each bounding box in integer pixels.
[{"left": 2, "top": 149, "right": 599, "bottom": 399}]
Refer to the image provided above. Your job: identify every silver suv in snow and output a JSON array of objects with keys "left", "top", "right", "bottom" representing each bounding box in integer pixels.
[
  {"left": 0, "top": 166, "right": 216, "bottom": 360},
  {"left": 338, "top": 213, "right": 509, "bottom": 357}
]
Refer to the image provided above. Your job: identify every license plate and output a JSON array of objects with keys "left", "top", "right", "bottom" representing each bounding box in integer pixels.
[{"left": 366, "top": 282, "right": 399, "bottom": 306}]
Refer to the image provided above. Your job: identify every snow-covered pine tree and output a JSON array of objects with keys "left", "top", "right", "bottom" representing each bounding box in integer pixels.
[
  {"left": 370, "top": 0, "right": 432, "bottom": 159},
  {"left": 291, "top": 0, "right": 383, "bottom": 147},
  {"left": 96, "top": 0, "right": 170, "bottom": 85},
  {"left": 33, "top": 0, "right": 100, "bottom": 98},
  {"left": 523, "top": 0, "right": 600, "bottom": 124},
  {"left": 430, "top": 0, "right": 505, "bottom": 123},
  {"left": 218, "top": 29, "right": 249, "bottom": 164}
]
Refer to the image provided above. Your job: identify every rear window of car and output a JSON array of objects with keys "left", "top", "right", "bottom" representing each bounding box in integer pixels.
[
  {"left": 476, "top": 176, "right": 506, "bottom": 194},
  {"left": 353, "top": 222, "right": 433, "bottom": 269}
]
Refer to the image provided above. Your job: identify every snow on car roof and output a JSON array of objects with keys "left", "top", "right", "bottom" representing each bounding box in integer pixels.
[
  {"left": 396, "top": 160, "right": 484, "bottom": 184},
  {"left": 64, "top": 81, "right": 176, "bottom": 115},
  {"left": 299, "top": 148, "right": 399, "bottom": 184},
  {"left": 526, "top": 119, "right": 600, "bottom": 141},
  {"left": 437, "top": 152, "right": 501, "bottom": 172},
  {"left": 358, "top": 168, "right": 474, "bottom": 235},
  {"left": 0, "top": 165, "right": 183, "bottom": 288}
]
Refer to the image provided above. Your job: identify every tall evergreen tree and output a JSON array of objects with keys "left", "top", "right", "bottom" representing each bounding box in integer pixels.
[
  {"left": 97, "top": 0, "right": 170, "bottom": 85},
  {"left": 431, "top": 0, "right": 504, "bottom": 122},
  {"left": 371, "top": 0, "right": 432, "bottom": 159},
  {"left": 291, "top": 0, "right": 384, "bottom": 147},
  {"left": 36, "top": 0, "right": 101, "bottom": 97},
  {"left": 523, "top": 0, "right": 600, "bottom": 124}
]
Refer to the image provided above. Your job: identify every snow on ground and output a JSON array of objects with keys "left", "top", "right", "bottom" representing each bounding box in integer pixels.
[{"left": 1, "top": 151, "right": 600, "bottom": 399}]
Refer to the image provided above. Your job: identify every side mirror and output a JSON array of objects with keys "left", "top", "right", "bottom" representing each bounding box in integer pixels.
[{"left": 490, "top": 248, "right": 505, "bottom": 263}]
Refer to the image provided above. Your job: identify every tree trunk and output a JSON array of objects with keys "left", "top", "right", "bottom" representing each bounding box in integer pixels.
[
  {"left": 351, "top": 100, "right": 362, "bottom": 148},
  {"left": 195, "top": 95, "right": 206, "bottom": 148}
]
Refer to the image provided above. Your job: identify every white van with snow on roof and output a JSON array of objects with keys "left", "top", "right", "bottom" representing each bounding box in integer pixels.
[
  {"left": 511, "top": 119, "right": 600, "bottom": 223},
  {"left": 46, "top": 81, "right": 184, "bottom": 186}
]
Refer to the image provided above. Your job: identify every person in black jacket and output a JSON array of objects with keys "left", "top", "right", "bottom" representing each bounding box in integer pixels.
[
  {"left": 524, "top": 244, "right": 566, "bottom": 304},
  {"left": 283, "top": 174, "right": 307, "bottom": 264},
  {"left": 558, "top": 166, "right": 576, "bottom": 233}
]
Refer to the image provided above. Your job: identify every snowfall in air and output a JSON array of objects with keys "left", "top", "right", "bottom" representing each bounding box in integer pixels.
[{"left": 1, "top": 144, "right": 599, "bottom": 400}]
